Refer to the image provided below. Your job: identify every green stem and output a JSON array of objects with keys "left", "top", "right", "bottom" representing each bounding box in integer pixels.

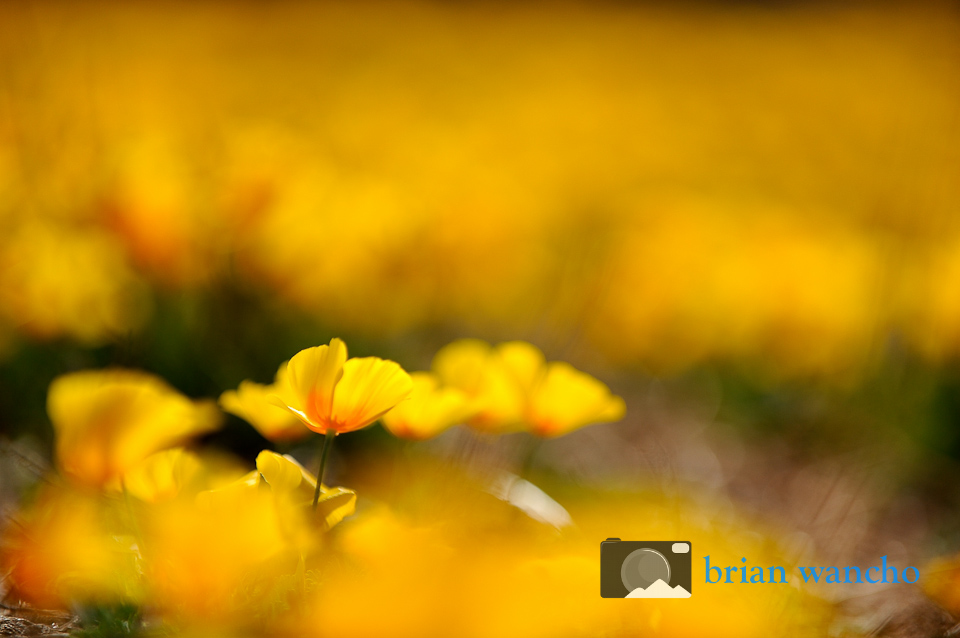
[
  {"left": 313, "top": 430, "right": 336, "bottom": 511},
  {"left": 518, "top": 435, "right": 542, "bottom": 481}
]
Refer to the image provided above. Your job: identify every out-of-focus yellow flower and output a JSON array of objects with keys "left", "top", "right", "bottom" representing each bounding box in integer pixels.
[
  {"left": 47, "top": 369, "right": 220, "bottom": 488},
  {"left": 0, "top": 222, "right": 148, "bottom": 343},
  {"left": 381, "top": 372, "right": 476, "bottom": 440},
  {"left": 0, "top": 486, "right": 139, "bottom": 609},
  {"left": 115, "top": 447, "right": 203, "bottom": 503},
  {"left": 526, "top": 362, "right": 626, "bottom": 437},
  {"left": 103, "top": 135, "right": 219, "bottom": 288},
  {"left": 496, "top": 340, "right": 625, "bottom": 437},
  {"left": 220, "top": 363, "right": 310, "bottom": 443},
  {"left": 432, "top": 339, "right": 526, "bottom": 433},
  {"left": 272, "top": 337, "right": 413, "bottom": 435},
  {"left": 288, "top": 506, "right": 458, "bottom": 637},
  {"left": 434, "top": 339, "right": 624, "bottom": 437},
  {"left": 144, "top": 489, "right": 293, "bottom": 624}
]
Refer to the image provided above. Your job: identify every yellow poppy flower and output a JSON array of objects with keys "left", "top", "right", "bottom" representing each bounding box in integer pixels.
[
  {"left": 272, "top": 338, "right": 413, "bottom": 435},
  {"left": 434, "top": 339, "right": 625, "bottom": 437},
  {"left": 196, "top": 450, "right": 356, "bottom": 532},
  {"left": 47, "top": 369, "right": 220, "bottom": 488},
  {"left": 220, "top": 362, "right": 310, "bottom": 442},
  {"left": 381, "top": 372, "right": 477, "bottom": 440},
  {"left": 255, "top": 450, "right": 357, "bottom": 530}
]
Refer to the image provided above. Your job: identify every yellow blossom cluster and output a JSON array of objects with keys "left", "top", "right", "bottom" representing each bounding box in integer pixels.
[
  {"left": 222, "top": 338, "right": 624, "bottom": 443},
  {"left": 2, "top": 338, "right": 641, "bottom": 635}
]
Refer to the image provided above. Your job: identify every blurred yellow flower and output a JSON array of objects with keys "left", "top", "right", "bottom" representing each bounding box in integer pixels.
[
  {"left": 434, "top": 339, "right": 625, "bottom": 437},
  {"left": 144, "top": 490, "right": 292, "bottom": 624},
  {"left": 0, "top": 222, "right": 148, "bottom": 343},
  {"left": 526, "top": 362, "right": 626, "bottom": 437},
  {"left": 292, "top": 505, "right": 459, "bottom": 637},
  {"left": 116, "top": 447, "right": 203, "bottom": 503},
  {"left": 0, "top": 486, "right": 140, "bottom": 609},
  {"left": 47, "top": 369, "right": 221, "bottom": 488},
  {"left": 220, "top": 363, "right": 310, "bottom": 443},
  {"left": 272, "top": 337, "right": 413, "bottom": 435},
  {"left": 381, "top": 372, "right": 477, "bottom": 440},
  {"left": 432, "top": 339, "right": 526, "bottom": 433}
]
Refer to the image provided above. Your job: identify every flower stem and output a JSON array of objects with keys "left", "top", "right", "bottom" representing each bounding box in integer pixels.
[
  {"left": 313, "top": 430, "right": 336, "bottom": 511},
  {"left": 518, "top": 435, "right": 542, "bottom": 481}
]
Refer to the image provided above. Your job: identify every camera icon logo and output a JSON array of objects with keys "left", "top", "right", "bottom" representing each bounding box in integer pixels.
[{"left": 600, "top": 539, "right": 692, "bottom": 598}]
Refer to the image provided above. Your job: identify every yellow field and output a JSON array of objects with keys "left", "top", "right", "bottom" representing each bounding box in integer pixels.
[{"left": 1, "top": 1, "right": 957, "bottom": 378}]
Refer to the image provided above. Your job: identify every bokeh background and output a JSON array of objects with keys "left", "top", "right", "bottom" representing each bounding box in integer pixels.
[{"left": 1, "top": 1, "right": 960, "bottom": 636}]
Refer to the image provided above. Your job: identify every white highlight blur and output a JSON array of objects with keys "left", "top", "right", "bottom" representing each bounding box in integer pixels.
[{"left": 488, "top": 471, "right": 573, "bottom": 530}]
